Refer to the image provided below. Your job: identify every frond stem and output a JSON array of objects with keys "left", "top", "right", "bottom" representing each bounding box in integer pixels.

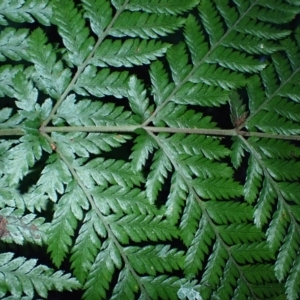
[
  {"left": 0, "top": 128, "right": 24, "bottom": 136},
  {"left": 41, "top": 126, "right": 300, "bottom": 140}
]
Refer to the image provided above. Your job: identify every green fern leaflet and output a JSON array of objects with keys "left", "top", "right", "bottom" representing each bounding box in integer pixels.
[{"left": 0, "top": 0, "right": 299, "bottom": 299}]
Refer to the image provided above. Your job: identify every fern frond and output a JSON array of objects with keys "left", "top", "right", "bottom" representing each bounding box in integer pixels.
[
  {"left": 125, "top": 244, "right": 184, "bottom": 276},
  {"left": 92, "top": 39, "right": 170, "bottom": 68},
  {"left": 0, "top": 0, "right": 52, "bottom": 26},
  {"left": 47, "top": 181, "right": 89, "bottom": 267},
  {"left": 74, "top": 65, "right": 130, "bottom": 99},
  {"left": 70, "top": 210, "right": 102, "bottom": 284},
  {"left": 155, "top": 103, "right": 217, "bottom": 128},
  {"left": 126, "top": 0, "right": 198, "bottom": 15},
  {"left": 52, "top": 0, "right": 95, "bottom": 66},
  {"left": 145, "top": 149, "right": 172, "bottom": 203},
  {"left": 231, "top": 242, "right": 275, "bottom": 264},
  {"left": 109, "top": 214, "right": 178, "bottom": 243},
  {"left": 83, "top": 240, "right": 119, "bottom": 300},
  {"left": 0, "top": 208, "right": 48, "bottom": 246},
  {"left": 27, "top": 28, "right": 71, "bottom": 99},
  {"left": 217, "top": 223, "right": 265, "bottom": 245},
  {"left": 150, "top": 60, "right": 175, "bottom": 105},
  {"left": 179, "top": 193, "right": 202, "bottom": 247},
  {"left": 91, "top": 185, "right": 159, "bottom": 215},
  {"left": 200, "top": 240, "right": 228, "bottom": 289},
  {"left": 110, "top": 12, "right": 185, "bottom": 39},
  {"left": 206, "top": 201, "right": 253, "bottom": 225},
  {"left": 76, "top": 157, "right": 143, "bottom": 188},
  {"left": 184, "top": 216, "right": 215, "bottom": 279},
  {"left": 130, "top": 129, "right": 156, "bottom": 172},
  {"left": 0, "top": 252, "right": 80, "bottom": 299},
  {"left": 36, "top": 154, "right": 72, "bottom": 202},
  {"left": 128, "top": 76, "right": 153, "bottom": 123},
  {"left": 0, "top": 28, "right": 29, "bottom": 61},
  {"left": 110, "top": 267, "right": 137, "bottom": 300},
  {"left": 52, "top": 132, "right": 130, "bottom": 159},
  {"left": 5, "top": 135, "right": 43, "bottom": 186},
  {"left": 140, "top": 275, "right": 195, "bottom": 300},
  {"left": 55, "top": 94, "right": 133, "bottom": 126},
  {"left": 1, "top": 0, "right": 300, "bottom": 298},
  {"left": 81, "top": 0, "right": 112, "bottom": 36}
]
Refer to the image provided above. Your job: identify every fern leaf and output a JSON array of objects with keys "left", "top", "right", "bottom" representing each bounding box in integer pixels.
[
  {"left": 200, "top": 240, "right": 228, "bottom": 289},
  {"left": 150, "top": 60, "right": 175, "bottom": 105},
  {"left": 244, "top": 155, "right": 263, "bottom": 204},
  {"left": 208, "top": 46, "right": 266, "bottom": 73},
  {"left": 130, "top": 129, "right": 156, "bottom": 172},
  {"left": 165, "top": 173, "right": 187, "bottom": 224},
  {"left": 0, "top": 209, "right": 49, "bottom": 246},
  {"left": 155, "top": 103, "right": 217, "bottom": 128},
  {"left": 70, "top": 211, "right": 102, "bottom": 284},
  {"left": 254, "top": 178, "right": 276, "bottom": 228},
  {"left": 184, "top": 217, "right": 215, "bottom": 279},
  {"left": 242, "top": 264, "right": 278, "bottom": 284},
  {"left": 140, "top": 275, "right": 193, "bottom": 300},
  {"left": 238, "top": 16, "right": 290, "bottom": 40},
  {"left": 128, "top": 76, "right": 153, "bottom": 122},
  {"left": 166, "top": 43, "right": 192, "bottom": 85},
  {"left": 217, "top": 223, "right": 265, "bottom": 245},
  {"left": 52, "top": 0, "right": 95, "bottom": 66},
  {"left": 91, "top": 186, "right": 159, "bottom": 215},
  {"left": 0, "top": 28, "right": 29, "bottom": 61},
  {"left": 166, "top": 133, "right": 230, "bottom": 159},
  {"left": 55, "top": 94, "right": 134, "bottom": 127},
  {"left": 126, "top": 0, "right": 198, "bottom": 15},
  {"left": 109, "top": 214, "right": 178, "bottom": 243},
  {"left": 110, "top": 12, "right": 185, "bottom": 39},
  {"left": 0, "top": 0, "right": 52, "bottom": 26},
  {"left": 212, "top": 258, "right": 238, "bottom": 300},
  {"left": 230, "top": 137, "right": 245, "bottom": 169},
  {"left": 248, "top": 2, "right": 300, "bottom": 24},
  {"left": 173, "top": 81, "right": 229, "bottom": 106},
  {"left": 52, "top": 132, "right": 130, "bottom": 159},
  {"left": 81, "top": 0, "right": 112, "bottom": 36},
  {"left": 27, "top": 28, "right": 71, "bottom": 99},
  {"left": 146, "top": 148, "right": 172, "bottom": 203},
  {"left": 83, "top": 240, "right": 119, "bottom": 300},
  {"left": 274, "top": 223, "right": 299, "bottom": 282},
  {"left": 92, "top": 39, "right": 170, "bottom": 68},
  {"left": 193, "top": 177, "right": 243, "bottom": 201},
  {"left": 36, "top": 154, "right": 72, "bottom": 202},
  {"left": 231, "top": 242, "right": 275, "bottom": 264},
  {"left": 205, "top": 201, "right": 253, "bottom": 225},
  {"left": 0, "top": 252, "right": 80, "bottom": 299},
  {"left": 179, "top": 193, "right": 202, "bottom": 247},
  {"left": 5, "top": 135, "right": 42, "bottom": 186},
  {"left": 111, "top": 267, "right": 137, "bottom": 300},
  {"left": 184, "top": 14, "right": 208, "bottom": 64},
  {"left": 266, "top": 203, "right": 289, "bottom": 251},
  {"left": 190, "top": 63, "right": 247, "bottom": 90},
  {"left": 125, "top": 244, "right": 184, "bottom": 276},
  {"left": 286, "top": 254, "right": 300, "bottom": 300},
  {"left": 199, "top": 0, "right": 225, "bottom": 46},
  {"left": 47, "top": 182, "right": 89, "bottom": 267},
  {"left": 76, "top": 157, "right": 143, "bottom": 189},
  {"left": 74, "top": 65, "right": 130, "bottom": 99}
]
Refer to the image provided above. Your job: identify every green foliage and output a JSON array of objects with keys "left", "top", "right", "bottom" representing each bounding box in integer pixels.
[{"left": 0, "top": 0, "right": 299, "bottom": 299}]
